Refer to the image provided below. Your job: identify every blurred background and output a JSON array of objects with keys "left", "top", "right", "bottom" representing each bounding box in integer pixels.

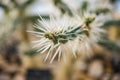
[{"left": 0, "top": 0, "right": 120, "bottom": 80}]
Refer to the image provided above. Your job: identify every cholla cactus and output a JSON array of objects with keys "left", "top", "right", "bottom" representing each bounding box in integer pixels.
[
  {"left": 80, "top": 13, "right": 105, "bottom": 42},
  {"left": 28, "top": 15, "right": 86, "bottom": 63},
  {"left": 28, "top": 12, "right": 105, "bottom": 63},
  {"left": 73, "top": 13, "right": 105, "bottom": 57}
]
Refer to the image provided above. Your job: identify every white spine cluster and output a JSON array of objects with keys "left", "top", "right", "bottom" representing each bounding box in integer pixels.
[{"left": 28, "top": 13, "right": 105, "bottom": 63}]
